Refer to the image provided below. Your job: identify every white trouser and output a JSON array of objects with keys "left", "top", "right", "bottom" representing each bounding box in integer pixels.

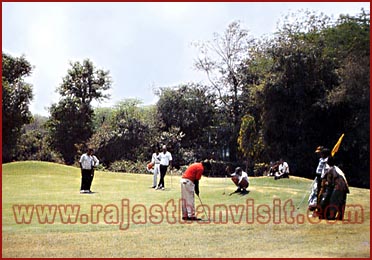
[
  {"left": 153, "top": 164, "right": 160, "bottom": 187},
  {"left": 180, "top": 178, "right": 195, "bottom": 218}
]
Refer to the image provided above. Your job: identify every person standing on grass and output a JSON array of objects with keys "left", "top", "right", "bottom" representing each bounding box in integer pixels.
[
  {"left": 79, "top": 148, "right": 95, "bottom": 194},
  {"left": 88, "top": 151, "right": 99, "bottom": 192},
  {"left": 180, "top": 160, "right": 211, "bottom": 220},
  {"left": 155, "top": 145, "right": 173, "bottom": 190},
  {"left": 309, "top": 147, "right": 330, "bottom": 217},
  {"left": 150, "top": 146, "right": 161, "bottom": 188},
  {"left": 319, "top": 156, "right": 349, "bottom": 220}
]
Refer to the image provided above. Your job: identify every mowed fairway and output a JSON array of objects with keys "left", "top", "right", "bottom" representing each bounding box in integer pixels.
[{"left": 2, "top": 161, "right": 370, "bottom": 258}]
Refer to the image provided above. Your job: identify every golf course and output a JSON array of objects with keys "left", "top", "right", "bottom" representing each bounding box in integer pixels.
[{"left": 2, "top": 161, "right": 370, "bottom": 258}]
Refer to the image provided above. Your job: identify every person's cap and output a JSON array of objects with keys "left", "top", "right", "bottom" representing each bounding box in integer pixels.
[
  {"left": 235, "top": 167, "right": 242, "bottom": 173},
  {"left": 315, "top": 146, "right": 324, "bottom": 153}
]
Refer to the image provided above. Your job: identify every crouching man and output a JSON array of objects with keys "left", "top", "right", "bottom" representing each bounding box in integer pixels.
[
  {"left": 180, "top": 160, "right": 211, "bottom": 221},
  {"left": 231, "top": 167, "right": 249, "bottom": 194}
]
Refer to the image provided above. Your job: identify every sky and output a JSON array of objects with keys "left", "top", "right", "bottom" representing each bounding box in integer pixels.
[{"left": 2, "top": 2, "right": 370, "bottom": 116}]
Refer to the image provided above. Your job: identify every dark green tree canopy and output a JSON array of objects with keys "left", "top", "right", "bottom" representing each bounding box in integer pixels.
[
  {"left": 47, "top": 59, "right": 111, "bottom": 164},
  {"left": 255, "top": 10, "right": 369, "bottom": 186},
  {"left": 156, "top": 83, "right": 218, "bottom": 160},
  {"left": 7, "top": 10, "right": 369, "bottom": 188},
  {"left": 2, "top": 53, "right": 34, "bottom": 162}
]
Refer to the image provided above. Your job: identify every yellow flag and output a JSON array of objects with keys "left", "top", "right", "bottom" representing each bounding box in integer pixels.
[{"left": 331, "top": 133, "right": 345, "bottom": 157}]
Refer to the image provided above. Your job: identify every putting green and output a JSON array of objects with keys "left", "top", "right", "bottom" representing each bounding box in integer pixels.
[{"left": 2, "top": 161, "right": 370, "bottom": 257}]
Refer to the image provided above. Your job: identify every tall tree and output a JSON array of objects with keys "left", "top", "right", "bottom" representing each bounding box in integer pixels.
[
  {"left": 323, "top": 10, "right": 370, "bottom": 187},
  {"left": 193, "top": 21, "right": 255, "bottom": 161},
  {"left": 261, "top": 11, "right": 339, "bottom": 175},
  {"left": 2, "top": 53, "right": 33, "bottom": 162},
  {"left": 237, "top": 114, "right": 264, "bottom": 173},
  {"left": 259, "top": 10, "right": 370, "bottom": 187},
  {"left": 88, "top": 99, "right": 152, "bottom": 165},
  {"left": 46, "top": 59, "right": 111, "bottom": 164},
  {"left": 156, "top": 83, "right": 217, "bottom": 161}
]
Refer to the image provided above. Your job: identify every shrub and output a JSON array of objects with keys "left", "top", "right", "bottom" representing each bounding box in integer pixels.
[{"left": 108, "top": 160, "right": 148, "bottom": 174}]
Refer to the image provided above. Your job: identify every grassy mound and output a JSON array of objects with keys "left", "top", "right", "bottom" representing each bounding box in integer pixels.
[{"left": 2, "top": 161, "right": 370, "bottom": 257}]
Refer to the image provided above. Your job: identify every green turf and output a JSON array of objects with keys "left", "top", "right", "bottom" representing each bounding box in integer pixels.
[{"left": 2, "top": 161, "right": 370, "bottom": 257}]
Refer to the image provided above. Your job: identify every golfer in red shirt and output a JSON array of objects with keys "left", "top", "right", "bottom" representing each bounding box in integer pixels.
[{"left": 180, "top": 160, "right": 211, "bottom": 220}]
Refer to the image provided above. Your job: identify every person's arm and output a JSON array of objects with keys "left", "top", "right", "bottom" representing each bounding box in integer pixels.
[
  {"left": 151, "top": 154, "right": 155, "bottom": 164},
  {"left": 194, "top": 180, "right": 199, "bottom": 196},
  {"left": 278, "top": 165, "right": 283, "bottom": 175},
  {"left": 168, "top": 152, "right": 173, "bottom": 168},
  {"left": 93, "top": 155, "right": 99, "bottom": 167},
  {"left": 239, "top": 171, "right": 248, "bottom": 184},
  {"left": 79, "top": 155, "right": 84, "bottom": 169}
]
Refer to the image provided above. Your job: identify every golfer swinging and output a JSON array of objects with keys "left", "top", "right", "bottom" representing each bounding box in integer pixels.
[{"left": 180, "top": 160, "right": 211, "bottom": 221}]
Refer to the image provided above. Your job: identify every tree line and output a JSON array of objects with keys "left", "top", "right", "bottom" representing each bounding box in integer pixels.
[{"left": 2, "top": 10, "right": 369, "bottom": 188}]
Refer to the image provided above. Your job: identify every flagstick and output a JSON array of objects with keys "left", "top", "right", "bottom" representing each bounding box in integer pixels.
[{"left": 331, "top": 133, "right": 345, "bottom": 157}]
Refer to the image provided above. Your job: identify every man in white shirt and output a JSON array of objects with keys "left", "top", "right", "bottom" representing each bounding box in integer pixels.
[
  {"left": 79, "top": 148, "right": 98, "bottom": 193},
  {"left": 156, "top": 145, "right": 172, "bottom": 190},
  {"left": 275, "top": 158, "right": 290, "bottom": 180},
  {"left": 150, "top": 149, "right": 161, "bottom": 188},
  {"left": 231, "top": 167, "right": 249, "bottom": 194},
  {"left": 308, "top": 146, "right": 329, "bottom": 211}
]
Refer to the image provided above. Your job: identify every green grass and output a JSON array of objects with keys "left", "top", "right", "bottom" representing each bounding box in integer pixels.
[{"left": 2, "top": 161, "right": 370, "bottom": 258}]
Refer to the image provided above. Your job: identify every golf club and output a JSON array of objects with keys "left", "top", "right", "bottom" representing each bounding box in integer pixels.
[
  {"left": 222, "top": 175, "right": 227, "bottom": 195},
  {"left": 170, "top": 168, "right": 173, "bottom": 189},
  {"left": 197, "top": 194, "right": 211, "bottom": 221},
  {"left": 296, "top": 178, "right": 316, "bottom": 210}
]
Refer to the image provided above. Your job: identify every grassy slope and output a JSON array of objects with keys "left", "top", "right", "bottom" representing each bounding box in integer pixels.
[{"left": 2, "top": 161, "right": 370, "bottom": 258}]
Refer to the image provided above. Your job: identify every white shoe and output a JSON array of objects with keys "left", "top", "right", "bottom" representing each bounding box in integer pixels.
[{"left": 161, "top": 187, "right": 165, "bottom": 190}]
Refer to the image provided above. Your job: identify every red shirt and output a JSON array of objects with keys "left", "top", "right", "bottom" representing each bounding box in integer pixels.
[{"left": 182, "top": 163, "right": 204, "bottom": 182}]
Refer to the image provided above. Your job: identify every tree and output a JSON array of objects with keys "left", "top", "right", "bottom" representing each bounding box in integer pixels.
[
  {"left": 2, "top": 53, "right": 33, "bottom": 162},
  {"left": 15, "top": 115, "right": 63, "bottom": 162},
  {"left": 193, "top": 21, "right": 255, "bottom": 161},
  {"left": 237, "top": 114, "right": 264, "bottom": 173},
  {"left": 323, "top": 10, "right": 370, "bottom": 187},
  {"left": 258, "top": 10, "right": 369, "bottom": 187},
  {"left": 156, "top": 83, "right": 217, "bottom": 161},
  {"left": 88, "top": 99, "right": 152, "bottom": 165},
  {"left": 261, "top": 11, "right": 339, "bottom": 175},
  {"left": 46, "top": 59, "right": 111, "bottom": 164}
]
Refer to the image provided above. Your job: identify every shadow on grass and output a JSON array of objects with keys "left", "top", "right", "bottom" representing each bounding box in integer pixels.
[{"left": 229, "top": 190, "right": 250, "bottom": 196}]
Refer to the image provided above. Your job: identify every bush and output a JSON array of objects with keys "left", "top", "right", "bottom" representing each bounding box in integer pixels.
[
  {"left": 15, "top": 130, "right": 64, "bottom": 163},
  {"left": 253, "top": 162, "right": 269, "bottom": 176},
  {"left": 204, "top": 160, "right": 241, "bottom": 177},
  {"left": 108, "top": 160, "right": 148, "bottom": 174}
]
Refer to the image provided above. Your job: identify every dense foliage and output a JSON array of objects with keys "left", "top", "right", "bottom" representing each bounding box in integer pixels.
[
  {"left": 3, "top": 10, "right": 369, "bottom": 187},
  {"left": 2, "top": 53, "right": 33, "bottom": 162},
  {"left": 46, "top": 59, "right": 111, "bottom": 164}
]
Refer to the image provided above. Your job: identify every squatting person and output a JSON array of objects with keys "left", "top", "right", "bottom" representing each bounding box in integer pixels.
[{"left": 231, "top": 167, "right": 249, "bottom": 194}]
